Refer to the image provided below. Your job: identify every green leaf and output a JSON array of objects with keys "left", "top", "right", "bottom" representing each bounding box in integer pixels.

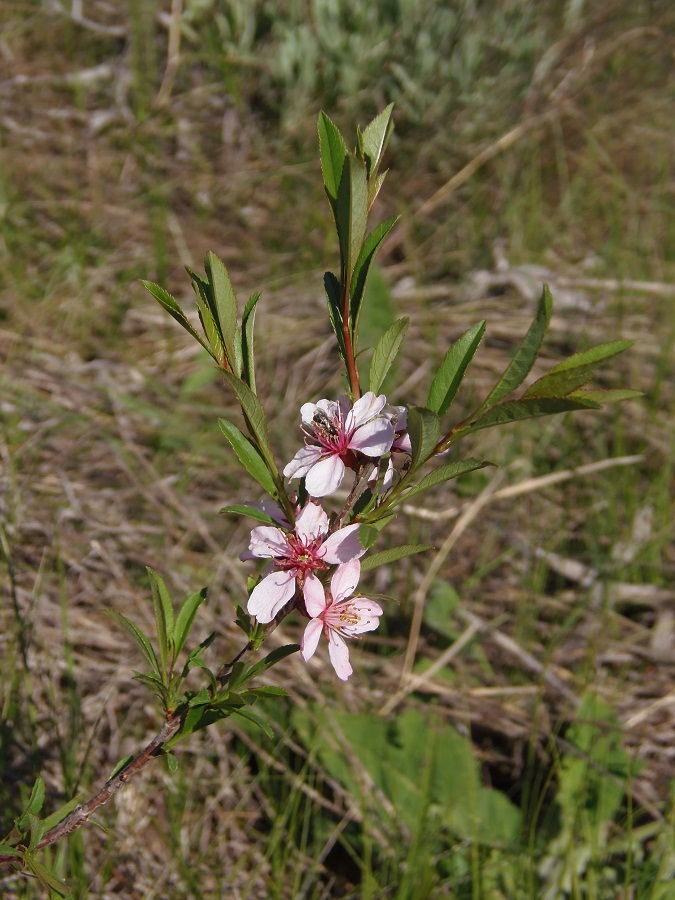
[
  {"left": 427, "top": 321, "right": 486, "bottom": 415},
  {"left": 241, "top": 291, "right": 260, "bottom": 392},
  {"left": 205, "top": 251, "right": 242, "bottom": 377},
  {"left": 147, "top": 567, "right": 174, "bottom": 676},
  {"left": 336, "top": 155, "right": 368, "bottom": 289},
  {"left": 164, "top": 752, "right": 179, "bottom": 774},
  {"left": 522, "top": 339, "right": 633, "bottom": 398},
  {"left": 360, "top": 103, "right": 394, "bottom": 181},
  {"left": 140, "top": 281, "right": 210, "bottom": 353},
  {"left": 41, "top": 797, "right": 85, "bottom": 836},
  {"left": 231, "top": 707, "right": 275, "bottom": 739},
  {"left": 568, "top": 388, "right": 642, "bottom": 404},
  {"left": 360, "top": 544, "right": 433, "bottom": 572},
  {"left": 26, "top": 814, "right": 46, "bottom": 852},
  {"left": 369, "top": 316, "right": 409, "bottom": 395},
  {"left": 219, "top": 504, "right": 279, "bottom": 525},
  {"left": 26, "top": 777, "right": 46, "bottom": 817},
  {"left": 401, "top": 459, "right": 495, "bottom": 502},
  {"left": 25, "top": 858, "right": 72, "bottom": 897},
  {"left": 218, "top": 418, "right": 278, "bottom": 498},
  {"left": 465, "top": 397, "right": 601, "bottom": 435},
  {"left": 220, "top": 373, "right": 279, "bottom": 478},
  {"left": 480, "top": 285, "right": 552, "bottom": 410},
  {"left": 193, "top": 285, "right": 224, "bottom": 364},
  {"left": 407, "top": 406, "right": 441, "bottom": 472},
  {"left": 228, "top": 644, "right": 300, "bottom": 692},
  {"left": 324, "top": 271, "right": 347, "bottom": 363},
  {"left": 105, "top": 610, "right": 160, "bottom": 675},
  {"left": 133, "top": 671, "right": 170, "bottom": 704},
  {"left": 350, "top": 217, "right": 399, "bottom": 338},
  {"left": 108, "top": 755, "right": 134, "bottom": 780},
  {"left": 317, "top": 111, "right": 347, "bottom": 202},
  {"left": 0, "top": 843, "right": 24, "bottom": 857},
  {"left": 173, "top": 587, "right": 208, "bottom": 657},
  {"left": 358, "top": 524, "right": 380, "bottom": 550}
]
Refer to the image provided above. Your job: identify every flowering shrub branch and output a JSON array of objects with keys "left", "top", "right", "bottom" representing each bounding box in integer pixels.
[{"left": 0, "top": 106, "right": 639, "bottom": 893}]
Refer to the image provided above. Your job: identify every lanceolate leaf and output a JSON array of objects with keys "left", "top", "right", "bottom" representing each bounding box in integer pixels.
[
  {"left": 336, "top": 155, "right": 368, "bottom": 289},
  {"left": 220, "top": 504, "right": 279, "bottom": 525},
  {"left": 218, "top": 418, "right": 278, "bottom": 498},
  {"left": 401, "top": 458, "right": 495, "bottom": 501},
  {"left": 427, "top": 321, "right": 486, "bottom": 416},
  {"left": 480, "top": 285, "right": 553, "bottom": 411},
  {"left": 242, "top": 291, "right": 260, "bottom": 392},
  {"left": 318, "top": 111, "right": 347, "bottom": 202},
  {"left": 360, "top": 544, "right": 433, "bottom": 572},
  {"left": 407, "top": 406, "right": 442, "bottom": 472},
  {"left": 40, "top": 797, "right": 81, "bottom": 833},
  {"left": 220, "top": 372, "right": 279, "bottom": 478},
  {"left": 359, "top": 102, "right": 394, "bottom": 180},
  {"left": 105, "top": 610, "right": 160, "bottom": 674},
  {"left": 568, "top": 388, "right": 642, "bottom": 404},
  {"left": 173, "top": 587, "right": 208, "bottom": 657},
  {"left": 463, "top": 397, "right": 600, "bottom": 436},
  {"left": 232, "top": 707, "right": 275, "bottom": 739},
  {"left": 324, "top": 271, "right": 346, "bottom": 362},
  {"left": 193, "top": 286, "right": 224, "bottom": 364},
  {"left": 350, "top": 215, "right": 399, "bottom": 334},
  {"left": 523, "top": 339, "right": 634, "bottom": 399},
  {"left": 140, "top": 281, "right": 210, "bottom": 352},
  {"left": 228, "top": 644, "right": 300, "bottom": 691},
  {"left": 147, "top": 567, "right": 174, "bottom": 676},
  {"left": 205, "top": 252, "right": 242, "bottom": 377},
  {"left": 26, "top": 777, "right": 46, "bottom": 817},
  {"left": 25, "top": 859, "right": 72, "bottom": 897},
  {"left": 369, "top": 316, "right": 409, "bottom": 394}
]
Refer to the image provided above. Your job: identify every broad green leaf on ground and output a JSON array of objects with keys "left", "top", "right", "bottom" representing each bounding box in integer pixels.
[
  {"left": 369, "top": 316, "right": 409, "bottom": 394},
  {"left": 480, "top": 285, "right": 552, "bottom": 410},
  {"left": 336, "top": 155, "right": 368, "bottom": 289},
  {"left": 360, "top": 543, "right": 433, "bottom": 572},
  {"left": 105, "top": 610, "right": 160, "bottom": 674},
  {"left": 241, "top": 291, "right": 260, "bottom": 392},
  {"left": 461, "top": 396, "right": 600, "bottom": 436},
  {"left": 523, "top": 339, "right": 634, "bottom": 398},
  {"left": 427, "top": 320, "right": 486, "bottom": 415},
  {"left": 350, "top": 216, "right": 399, "bottom": 336},
  {"left": 140, "top": 281, "right": 210, "bottom": 352},
  {"left": 147, "top": 567, "right": 174, "bottom": 675},
  {"left": 318, "top": 111, "right": 347, "bottom": 202},
  {"left": 205, "top": 251, "right": 242, "bottom": 376},
  {"left": 220, "top": 372, "right": 279, "bottom": 477},
  {"left": 218, "top": 418, "right": 278, "bottom": 498},
  {"left": 400, "top": 458, "right": 495, "bottom": 502},
  {"left": 407, "top": 406, "right": 441, "bottom": 471}
]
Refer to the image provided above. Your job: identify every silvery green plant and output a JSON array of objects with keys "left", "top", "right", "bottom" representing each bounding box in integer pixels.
[{"left": 0, "top": 107, "right": 638, "bottom": 894}]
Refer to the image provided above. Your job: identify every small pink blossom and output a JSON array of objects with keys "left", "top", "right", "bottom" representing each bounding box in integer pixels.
[
  {"left": 382, "top": 405, "right": 412, "bottom": 490},
  {"left": 245, "top": 502, "right": 364, "bottom": 624},
  {"left": 301, "top": 559, "right": 382, "bottom": 680},
  {"left": 284, "top": 392, "right": 395, "bottom": 497}
]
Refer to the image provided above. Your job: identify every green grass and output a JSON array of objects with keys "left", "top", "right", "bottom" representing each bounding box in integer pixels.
[{"left": 1, "top": 0, "right": 674, "bottom": 897}]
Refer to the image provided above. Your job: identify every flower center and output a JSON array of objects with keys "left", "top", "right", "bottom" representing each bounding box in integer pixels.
[{"left": 277, "top": 534, "right": 328, "bottom": 573}]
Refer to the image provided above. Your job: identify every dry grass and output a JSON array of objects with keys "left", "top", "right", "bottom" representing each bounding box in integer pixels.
[{"left": 1, "top": 2, "right": 674, "bottom": 896}]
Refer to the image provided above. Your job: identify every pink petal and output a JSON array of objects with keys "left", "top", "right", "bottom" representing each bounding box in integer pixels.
[
  {"left": 303, "top": 573, "right": 328, "bottom": 618},
  {"left": 295, "top": 501, "right": 329, "bottom": 542},
  {"left": 247, "top": 526, "right": 289, "bottom": 559},
  {"left": 348, "top": 392, "right": 387, "bottom": 428},
  {"left": 300, "top": 618, "right": 323, "bottom": 662},
  {"left": 327, "top": 630, "right": 353, "bottom": 680},
  {"left": 247, "top": 570, "right": 296, "bottom": 623},
  {"left": 341, "top": 597, "right": 383, "bottom": 635},
  {"left": 330, "top": 559, "right": 361, "bottom": 603},
  {"left": 322, "top": 523, "right": 365, "bottom": 564},
  {"left": 284, "top": 445, "right": 322, "bottom": 479},
  {"left": 349, "top": 417, "right": 394, "bottom": 456},
  {"left": 305, "top": 454, "right": 345, "bottom": 497}
]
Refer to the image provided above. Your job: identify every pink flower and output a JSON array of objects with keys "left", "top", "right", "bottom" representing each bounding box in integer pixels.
[
  {"left": 245, "top": 502, "right": 364, "bottom": 624},
  {"left": 301, "top": 559, "right": 383, "bottom": 681},
  {"left": 284, "top": 392, "right": 395, "bottom": 497},
  {"left": 382, "top": 405, "right": 412, "bottom": 491}
]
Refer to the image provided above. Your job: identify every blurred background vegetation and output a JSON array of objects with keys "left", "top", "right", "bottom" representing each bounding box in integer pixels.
[{"left": 1, "top": 1, "right": 673, "bottom": 897}]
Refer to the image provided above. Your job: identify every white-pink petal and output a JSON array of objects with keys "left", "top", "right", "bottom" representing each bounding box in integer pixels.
[
  {"left": 349, "top": 391, "right": 387, "bottom": 427},
  {"left": 294, "top": 501, "right": 329, "bottom": 542},
  {"left": 327, "top": 631, "right": 353, "bottom": 680},
  {"left": 330, "top": 558, "right": 361, "bottom": 603},
  {"left": 283, "top": 445, "right": 322, "bottom": 479},
  {"left": 348, "top": 417, "right": 394, "bottom": 456},
  {"left": 247, "top": 570, "right": 296, "bottom": 623},
  {"left": 303, "top": 573, "right": 327, "bottom": 618},
  {"left": 247, "top": 526, "right": 289, "bottom": 558},
  {"left": 305, "top": 454, "right": 345, "bottom": 497},
  {"left": 300, "top": 618, "right": 323, "bottom": 661},
  {"left": 322, "top": 523, "right": 365, "bottom": 564},
  {"left": 340, "top": 597, "right": 383, "bottom": 634}
]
